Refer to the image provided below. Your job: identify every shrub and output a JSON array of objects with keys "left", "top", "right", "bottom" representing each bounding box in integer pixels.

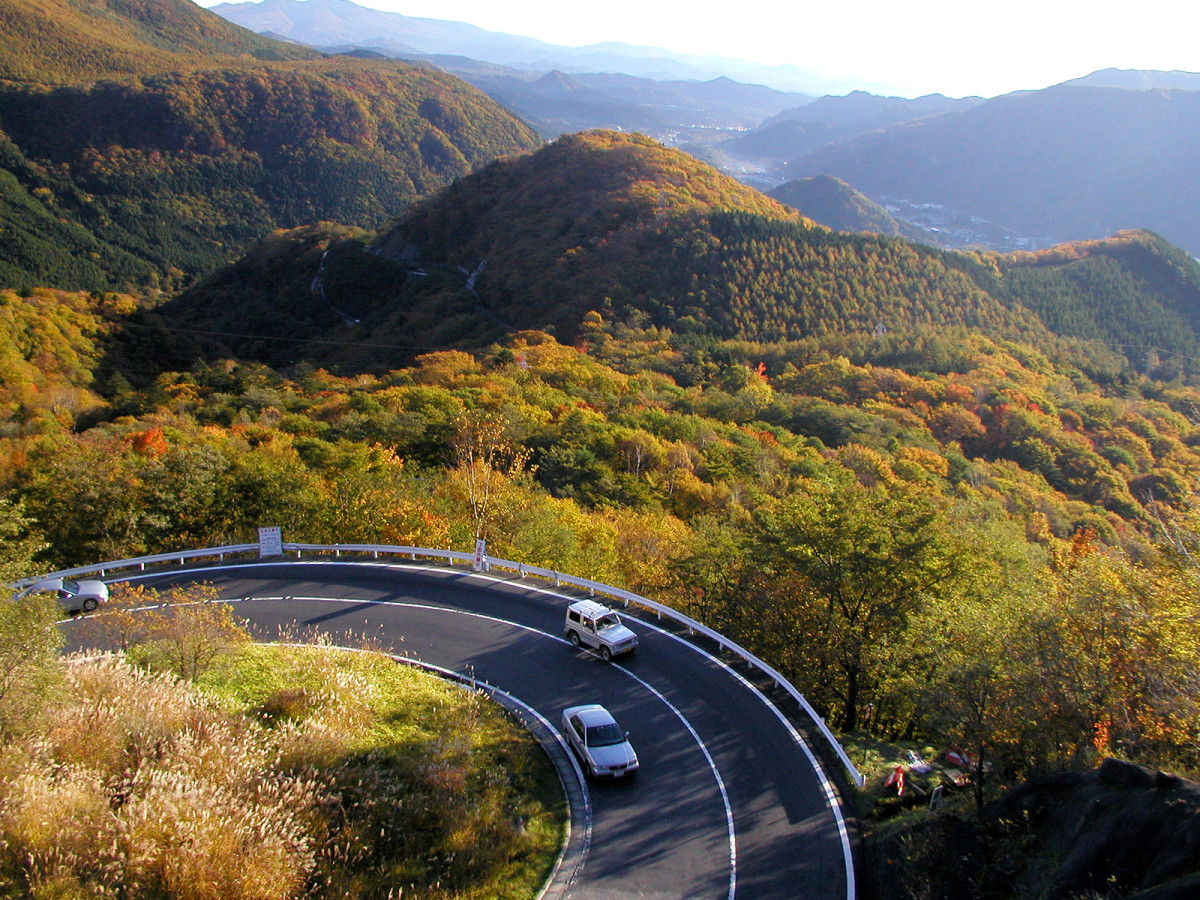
[{"left": 0, "top": 592, "right": 62, "bottom": 738}]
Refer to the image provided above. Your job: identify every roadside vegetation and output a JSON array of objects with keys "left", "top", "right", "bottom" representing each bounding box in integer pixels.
[
  {"left": 9, "top": 320, "right": 1200, "bottom": 797},
  {"left": 0, "top": 587, "right": 565, "bottom": 900}
]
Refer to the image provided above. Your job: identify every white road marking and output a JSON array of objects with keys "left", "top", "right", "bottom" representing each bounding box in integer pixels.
[
  {"left": 642, "top": 622, "right": 856, "bottom": 900},
  {"left": 239, "top": 595, "right": 738, "bottom": 900},
  {"left": 118, "top": 559, "right": 856, "bottom": 900}
]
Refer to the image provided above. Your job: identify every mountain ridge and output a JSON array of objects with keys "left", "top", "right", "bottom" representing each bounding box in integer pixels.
[
  {"left": 456, "top": 68, "right": 809, "bottom": 140},
  {"left": 715, "top": 91, "right": 980, "bottom": 176},
  {"left": 0, "top": 0, "right": 541, "bottom": 293},
  {"left": 0, "top": 0, "right": 322, "bottom": 83},
  {"left": 158, "top": 131, "right": 1200, "bottom": 381},
  {"left": 1059, "top": 67, "right": 1200, "bottom": 91},
  {"left": 768, "top": 175, "right": 928, "bottom": 241},
  {"left": 210, "top": 0, "right": 870, "bottom": 95},
  {"left": 782, "top": 84, "right": 1200, "bottom": 255}
]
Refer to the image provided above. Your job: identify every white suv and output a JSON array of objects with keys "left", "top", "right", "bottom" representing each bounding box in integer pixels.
[{"left": 565, "top": 599, "right": 638, "bottom": 661}]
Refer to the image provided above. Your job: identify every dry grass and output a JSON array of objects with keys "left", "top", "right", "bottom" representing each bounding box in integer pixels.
[
  {"left": 0, "top": 656, "right": 322, "bottom": 899},
  {"left": 0, "top": 645, "right": 565, "bottom": 900}
]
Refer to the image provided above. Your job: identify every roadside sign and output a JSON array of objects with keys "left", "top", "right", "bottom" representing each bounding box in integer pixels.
[{"left": 258, "top": 526, "right": 283, "bottom": 557}]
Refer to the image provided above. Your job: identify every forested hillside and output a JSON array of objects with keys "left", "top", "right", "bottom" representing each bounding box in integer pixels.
[
  {"left": 0, "top": 0, "right": 320, "bottom": 84},
  {"left": 165, "top": 130, "right": 1045, "bottom": 362},
  {"left": 0, "top": 0, "right": 541, "bottom": 294},
  {"left": 952, "top": 230, "right": 1200, "bottom": 378},
  {"left": 163, "top": 131, "right": 1200, "bottom": 386},
  {"left": 7, "top": 290, "right": 1200, "bottom": 802},
  {"left": 769, "top": 174, "right": 927, "bottom": 239}
]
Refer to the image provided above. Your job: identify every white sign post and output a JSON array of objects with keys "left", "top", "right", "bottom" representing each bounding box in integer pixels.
[
  {"left": 258, "top": 526, "right": 283, "bottom": 558},
  {"left": 473, "top": 538, "right": 488, "bottom": 572}
]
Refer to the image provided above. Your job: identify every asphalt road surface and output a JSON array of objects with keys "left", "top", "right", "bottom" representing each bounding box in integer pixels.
[{"left": 103, "top": 559, "right": 856, "bottom": 900}]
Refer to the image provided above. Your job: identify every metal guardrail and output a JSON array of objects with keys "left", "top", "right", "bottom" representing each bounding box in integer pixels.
[
  {"left": 12, "top": 545, "right": 263, "bottom": 586},
  {"left": 16, "top": 542, "right": 865, "bottom": 787}
]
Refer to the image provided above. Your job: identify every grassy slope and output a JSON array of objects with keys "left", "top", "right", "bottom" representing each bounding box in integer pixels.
[{"left": 0, "top": 641, "right": 565, "bottom": 898}]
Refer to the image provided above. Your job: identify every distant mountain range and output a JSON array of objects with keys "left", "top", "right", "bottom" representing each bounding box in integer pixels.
[
  {"left": 781, "top": 83, "right": 1200, "bottom": 256},
  {"left": 450, "top": 70, "right": 809, "bottom": 142},
  {"left": 210, "top": 0, "right": 855, "bottom": 95},
  {"left": 709, "top": 75, "right": 1200, "bottom": 255},
  {"left": 1062, "top": 68, "right": 1200, "bottom": 91},
  {"left": 714, "top": 90, "right": 981, "bottom": 174},
  {"left": 206, "top": 0, "right": 1200, "bottom": 257}
]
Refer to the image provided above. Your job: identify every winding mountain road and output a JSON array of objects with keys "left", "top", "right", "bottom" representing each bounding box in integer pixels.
[{"left": 103, "top": 559, "right": 856, "bottom": 900}]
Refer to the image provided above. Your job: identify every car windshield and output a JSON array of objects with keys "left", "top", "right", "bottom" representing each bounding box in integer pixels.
[
  {"left": 60, "top": 580, "right": 80, "bottom": 595},
  {"left": 586, "top": 722, "right": 626, "bottom": 747},
  {"left": 595, "top": 613, "right": 620, "bottom": 629}
]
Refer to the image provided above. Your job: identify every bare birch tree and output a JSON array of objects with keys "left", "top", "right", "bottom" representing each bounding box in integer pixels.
[{"left": 450, "top": 411, "right": 531, "bottom": 543}]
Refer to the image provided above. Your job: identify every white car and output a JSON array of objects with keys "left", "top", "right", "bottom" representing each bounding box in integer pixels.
[
  {"left": 562, "top": 704, "right": 639, "bottom": 779},
  {"left": 17, "top": 577, "right": 109, "bottom": 613},
  {"left": 564, "top": 599, "right": 638, "bottom": 661}
]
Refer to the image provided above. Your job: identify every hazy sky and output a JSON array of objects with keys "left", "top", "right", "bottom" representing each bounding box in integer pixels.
[{"left": 201, "top": 0, "right": 1200, "bottom": 98}]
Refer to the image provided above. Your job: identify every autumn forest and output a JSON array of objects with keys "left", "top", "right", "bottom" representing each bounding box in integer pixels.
[{"left": 4, "top": 3, "right": 1200, "bottom": 895}]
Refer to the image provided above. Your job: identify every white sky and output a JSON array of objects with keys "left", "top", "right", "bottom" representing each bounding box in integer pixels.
[{"left": 199, "top": 0, "right": 1200, "bottom": 98}]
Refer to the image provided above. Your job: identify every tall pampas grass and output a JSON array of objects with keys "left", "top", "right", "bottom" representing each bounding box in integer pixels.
[
  {"left": 0, "top": 643, "right": 564, "bottom": 899},
  {"left": 0, "top": 655, "right": 323, "bottom": 899}
]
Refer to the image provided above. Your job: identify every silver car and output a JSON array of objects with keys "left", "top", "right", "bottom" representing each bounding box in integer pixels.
[
  {"left": 562, "top": 704, "right": 640, "bottom": 778},
  {"left": 18, "top": 577, "right": 109, "bottom": 613}
]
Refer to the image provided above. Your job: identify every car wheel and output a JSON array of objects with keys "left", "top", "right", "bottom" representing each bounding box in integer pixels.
[
  {"left": 569, "top": 631, "right": 581, "bottom": 647},
  {"left": 585, "top": 760, "right": 596, "bottom": 779},
  {"left": 600, "top": 645, "right": 612, "bottom": 662},
  {"left": 81, "top": 597, "right": 98, "bottom": 612}
]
